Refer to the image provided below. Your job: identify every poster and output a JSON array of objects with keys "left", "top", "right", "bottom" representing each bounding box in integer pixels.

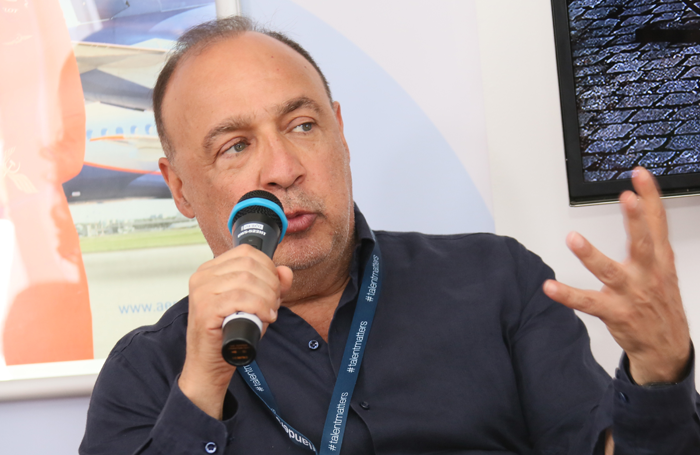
[
  {"left": 0, "top": 0, "right": 492, "bottom": 394},
  {"left": 0, "top": 0, "right": 217, "bottom": 388}
]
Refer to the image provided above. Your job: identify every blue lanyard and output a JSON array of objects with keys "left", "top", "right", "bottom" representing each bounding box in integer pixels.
[{"left": 239, "top": 240, "right": 383, "bottom": 454}]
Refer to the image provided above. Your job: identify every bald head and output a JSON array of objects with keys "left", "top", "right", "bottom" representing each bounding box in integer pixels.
[
  {"left": 153, "top": 16, "right": 332, "bottom": 160},
  {"left": 160, "top": 31, "right": 334, "bottom": 166}
]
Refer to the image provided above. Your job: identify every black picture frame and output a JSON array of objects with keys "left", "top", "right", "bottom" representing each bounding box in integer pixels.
[{"left": 551, "top": 0, "right": 700, "bottom": 205}]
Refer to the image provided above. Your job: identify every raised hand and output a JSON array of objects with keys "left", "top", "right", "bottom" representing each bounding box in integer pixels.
[{"left": 543, "top": 167, "right": 690, "bottom": 385}]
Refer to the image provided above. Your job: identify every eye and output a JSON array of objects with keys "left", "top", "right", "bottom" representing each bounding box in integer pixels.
[
  {"left": 223, "top": 140, "right": 248, "bottom": 154},
  {"left": 292, "top": 122, "right": 314, "bottom": 133}
]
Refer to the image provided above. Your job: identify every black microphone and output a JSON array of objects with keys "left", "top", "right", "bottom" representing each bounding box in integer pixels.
[{"left": 221, "top": 190, "right": 287, "bottom": 366}]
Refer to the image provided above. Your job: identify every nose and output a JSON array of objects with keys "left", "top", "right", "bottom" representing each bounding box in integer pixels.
[{"left": 258, "top": 133, "right": 306, "bottom": 191}]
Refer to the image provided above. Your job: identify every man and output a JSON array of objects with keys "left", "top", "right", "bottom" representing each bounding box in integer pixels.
[{"left": 81, "top": 17, "right": 699, "bottom": 454}]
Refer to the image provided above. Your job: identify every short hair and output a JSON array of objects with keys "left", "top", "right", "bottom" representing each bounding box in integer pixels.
[{"left": 152, "top": 16, "right": 332, "bottom": 159}]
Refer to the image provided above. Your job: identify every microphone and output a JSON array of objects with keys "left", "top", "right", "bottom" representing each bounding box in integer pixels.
[{"left": 221, "top": 190, "right": 288, "bottom": 366}]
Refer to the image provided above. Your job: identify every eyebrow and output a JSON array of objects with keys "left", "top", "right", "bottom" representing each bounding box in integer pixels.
[
  {"left": 201, "top": 97, "right": 323, "bottom": 153},
  {"left": 277, "top": 96, "right": 322, "bottom": 117},
  {"left": 202, "top": 116, "right": 253, "bottom": 153}
]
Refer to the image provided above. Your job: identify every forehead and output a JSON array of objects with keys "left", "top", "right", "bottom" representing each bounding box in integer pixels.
[{"left": 161, "top": 32, "right": 329, "bottom": 148}]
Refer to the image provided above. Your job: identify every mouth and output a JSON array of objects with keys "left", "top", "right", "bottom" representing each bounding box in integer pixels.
[{"left": 284, "top": 211, "right": 317, "bottom": 234}]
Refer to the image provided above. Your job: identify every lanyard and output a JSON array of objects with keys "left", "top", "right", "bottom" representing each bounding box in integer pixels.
[{"left": 239, "top": 240, "right": 383, "bottom": 454}]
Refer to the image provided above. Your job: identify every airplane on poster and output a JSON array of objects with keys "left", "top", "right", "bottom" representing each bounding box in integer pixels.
[{"left": 60, "top": 0, "right": 217, "bottom": 203}]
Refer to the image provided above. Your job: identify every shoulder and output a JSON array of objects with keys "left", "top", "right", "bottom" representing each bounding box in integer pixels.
[
  {"left": 374, "top": 230, "right": 532, "bottom": 263},
  {"left": 87, "top": 297, "right": 190, "bottom": 419},
  {"left": 373, "top": 230, "right": 552, "bottom": 290},
  {"left": 106, "top": 296, "right": 190, "bottom": 374}
]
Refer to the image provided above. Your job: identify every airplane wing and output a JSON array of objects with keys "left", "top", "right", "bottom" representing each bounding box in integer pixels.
[
  {"left": 64, "top": 135, "right": 171, "bottom": 203},
  {"left": 73, "top": 42, "right": 168, "bottom": 110},
  {"left": 89, "top": 134, "right": 165, "bottom": 163}
]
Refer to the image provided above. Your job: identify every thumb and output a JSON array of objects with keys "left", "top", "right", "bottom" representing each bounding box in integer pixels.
[{"left": 277, "top": 265, "right": 294, "bottom": 296}]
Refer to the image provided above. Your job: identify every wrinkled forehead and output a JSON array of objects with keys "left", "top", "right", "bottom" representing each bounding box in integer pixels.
[{"left": 160, "top": 32, "right": 330, "bottom": 155}]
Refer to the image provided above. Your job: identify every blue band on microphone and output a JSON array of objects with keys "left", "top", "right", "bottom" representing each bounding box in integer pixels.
[{"left": 228, "top": 198, "right": 288, "bottom": 242}]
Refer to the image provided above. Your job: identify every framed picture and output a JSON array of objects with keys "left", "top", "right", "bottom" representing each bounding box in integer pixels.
[
  {"left": 0, "top": 0, "right": 219, "bottom": 398},
  {"left": 552, "top": 0, "right": 700, "bottom": 205}
]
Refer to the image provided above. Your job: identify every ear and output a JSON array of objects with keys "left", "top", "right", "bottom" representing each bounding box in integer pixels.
[
  {"left": 159, "top": 156, "right": 195, "bottom": 219},
  {"left": 332, "top": 101, "right": 351, "bottom": 161}
]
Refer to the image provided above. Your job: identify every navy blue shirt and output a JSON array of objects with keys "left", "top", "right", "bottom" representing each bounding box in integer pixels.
[{"left": 80, "top": 209, "right": 700, "bottom": 454}]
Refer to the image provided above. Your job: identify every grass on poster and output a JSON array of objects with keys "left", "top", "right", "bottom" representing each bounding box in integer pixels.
[{"left": 80, "top": 227, "right": 207, "bottom": 253}]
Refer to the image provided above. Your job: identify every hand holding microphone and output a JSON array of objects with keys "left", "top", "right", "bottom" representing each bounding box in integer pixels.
[
  {"left": 179, "top": 190, "right": 290, "bottom": 419},
  {"left": 221, "top": 190, "right": 288, "bottom": 366}
]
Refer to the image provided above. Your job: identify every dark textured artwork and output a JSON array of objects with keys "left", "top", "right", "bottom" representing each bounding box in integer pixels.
[{"left": 569, "top": 0, "right": 700, "bottom": 182}]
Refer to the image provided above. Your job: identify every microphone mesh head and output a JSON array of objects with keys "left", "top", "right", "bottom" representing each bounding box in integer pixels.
[{"left": 232, "top": 191, "right": 284, "bottom": 230}]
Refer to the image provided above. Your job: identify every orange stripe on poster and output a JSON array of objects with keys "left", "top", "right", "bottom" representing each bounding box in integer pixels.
[
  {"left": 82, "top": 161, "right": 160, "bottom": 175},
  {"left": 0, "top": 1, "right": 93, "bottom": 365}
]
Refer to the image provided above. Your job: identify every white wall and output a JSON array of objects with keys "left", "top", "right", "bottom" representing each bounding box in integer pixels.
[
  {"left": 477, "top": 0, "right": 700, "bottom": 379},
  {"left": 0, "top": 395, "right": 90, "bottom": 454}
]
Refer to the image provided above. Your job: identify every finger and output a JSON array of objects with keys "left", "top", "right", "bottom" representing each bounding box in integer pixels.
[
  {"left": 212, "top": 288, "right": 280, "bottom": 323},
  {"left": 199, "top": 244, "right": 277, "bottom": 274},
  {"left": 190, "top": 269, "right": 279, "bottom": 305},
  {"left": 543, "top": 280, "right": 612, "bottom": 320},
  {"left": 631, "top": 166, "right": 669, "bottom": 245},
  {"left": 197, "top": 245, "right": 243, "bottom": 270},
  {"left": 277, "top": 266, "right": 294, "bottom": 297},
  {"left": 204, "top": 253, "right": 280, "bottom": 290},
  {"left": 620, "top": 190, "right": 655, "bottom": 267},
  {"left": 205, "top": 270, "right": 280, "bottom": 299},
  {"left": 566, "top": 232, "right": 628, "bottom": 290}
]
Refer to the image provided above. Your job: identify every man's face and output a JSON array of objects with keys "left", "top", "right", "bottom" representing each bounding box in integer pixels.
[{"left": 159, "top": 32, "right": 354, "bottom": 270}]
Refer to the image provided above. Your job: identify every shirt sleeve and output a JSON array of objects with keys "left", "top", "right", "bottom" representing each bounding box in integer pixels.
[
  {"left": 605, "top": 349, "right": 700, "bottom": 453},
  {"left": 503, "top": 238, "right": 700, "bottom": 454},
  {"left": 79, "top": 351, "right": 238, "bottom": 455}
]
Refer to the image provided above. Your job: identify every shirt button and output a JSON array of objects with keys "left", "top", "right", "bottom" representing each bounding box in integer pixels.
[
  {"left": 205, "top": 442, "right": 217, "bottom": 453},
  {"left": 617, "top": 392, "right": 629, "bottom": 403},
  {"left": 308, "top": 340, "right": 319, "bottom": 350},
  {"left": 359, "top": 401, "right": 370, "bottom": 410}
]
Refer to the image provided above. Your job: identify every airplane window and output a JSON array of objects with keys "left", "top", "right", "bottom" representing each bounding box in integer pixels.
[
  {"left": 101, "top": 128, "right": 107, "bottom": 136},
  {"left": 86, "top": 130, "right": 92, "bottom": 140},
  {"left": 131, "top": 126, "right": 137, "bottom": 134},
  {"left": 116, "top": 127, "right": 124, "bottom": 135},
  {"left": 146, "top": 125, "right": 152, "bottom": 135}
]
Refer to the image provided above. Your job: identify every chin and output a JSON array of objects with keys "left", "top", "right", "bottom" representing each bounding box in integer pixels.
[
  {"left": 274, "top": 242, "right": 330, "bottom": 271},
  {"left": 276, "top": 208, "right": 354, "bottom": 271},
  {"left": 274, "top": 228, "right": 347, "bottom": 271}
]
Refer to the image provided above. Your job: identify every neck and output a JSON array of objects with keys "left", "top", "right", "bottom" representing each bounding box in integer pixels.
[{"left": 282, "top": 232, "right": 356, "bottom": 342}]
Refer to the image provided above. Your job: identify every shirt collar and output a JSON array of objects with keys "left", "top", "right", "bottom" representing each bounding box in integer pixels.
[
  {"left": 353, "top": 203, "right": 375, "bottom": 255},
  {"left": 339, "top": 204, "right": 376, "bottom": 310}
]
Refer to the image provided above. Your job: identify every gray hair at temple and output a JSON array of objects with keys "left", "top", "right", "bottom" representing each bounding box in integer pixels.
[{"left": 152, "top": 16, "right": 333, "bottom": 160}]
